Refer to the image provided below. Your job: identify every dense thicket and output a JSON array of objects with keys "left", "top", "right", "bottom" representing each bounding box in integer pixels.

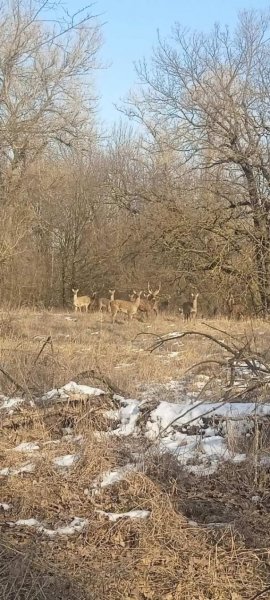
[{"left": 1, "top": 3, "right": 269, "bottom": 316}]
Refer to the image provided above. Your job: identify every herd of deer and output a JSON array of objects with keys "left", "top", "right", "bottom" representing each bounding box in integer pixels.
[{"left": 71, "top": 285, "right": 200, "bottom": 324}]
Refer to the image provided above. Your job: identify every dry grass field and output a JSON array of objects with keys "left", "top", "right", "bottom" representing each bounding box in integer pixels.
[{"left": 1, "top": 308, "right": 270, "bottom": 599}]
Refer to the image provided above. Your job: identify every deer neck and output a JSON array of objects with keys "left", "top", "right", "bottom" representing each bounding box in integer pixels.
[
  {"left": 135, "top": 294, "right": 141, "bottom": 307},
  {"left": 192, "top": 295, "right": 198, "bottom": 311}
]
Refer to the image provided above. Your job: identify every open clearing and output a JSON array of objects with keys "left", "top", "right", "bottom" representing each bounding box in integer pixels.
[{"left": 1, "top": 309, "right": 270, "bottom": 599}]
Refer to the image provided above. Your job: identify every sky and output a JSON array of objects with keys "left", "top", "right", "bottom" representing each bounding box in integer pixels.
[{"left": 64, "top": 0, "right": 269, "bottom": 126}]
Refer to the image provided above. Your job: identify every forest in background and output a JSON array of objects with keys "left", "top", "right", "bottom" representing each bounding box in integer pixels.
[{"left": 1, "top": 1, "right": 270, "bottom": 317}]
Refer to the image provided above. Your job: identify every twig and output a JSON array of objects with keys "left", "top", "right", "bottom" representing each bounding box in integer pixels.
[
  {"left": 149, "top": 330, "right": 238, "bottom": 354},
  {"left": 74, "top": 368, "right": 127, "bottom": 397},
  {"left": 201, "top": 321, "right": 245, "bottom": 346},
  {"left": 0, "top": 364, "right": 26, "bottom": 395},
  {"left": 32, "top": 335, "right": 53, "bottom": 367},
  {"left": 249, "top": 585, "right": 270, "bottom": 599}
]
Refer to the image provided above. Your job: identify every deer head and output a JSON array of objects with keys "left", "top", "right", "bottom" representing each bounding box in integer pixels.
[{"left": 147, "top": 282, "right": 161, "bottom": 299}]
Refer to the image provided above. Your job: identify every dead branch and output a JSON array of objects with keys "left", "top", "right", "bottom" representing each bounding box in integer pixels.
[{"left": 0, "top": 365, "right": 26, "bottom": 395}]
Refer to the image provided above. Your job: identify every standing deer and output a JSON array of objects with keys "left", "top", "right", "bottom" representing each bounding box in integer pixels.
[
  {"left": 227, "top": 293, "right": 243, "bottom": 320},
  {"left": 147, "top": 282, "right": 161, "bottom": 301},
  {"left": 111, "top": 291, "right": 142, "bottom": 324},
  {"left": 190, "top": 293, "right": 199, "bottom": 319},
  {"left": 181, "top": 292, "right": 199, "bottom": 321},
  {"left": 72, "top": 289, "right": 92, "bottom": 313},
  {"left": 98, "top": 290, "right": 115, "bottom": 313},
  {"left": 131, "top": 289, "right": 158, "bottom": 319}
]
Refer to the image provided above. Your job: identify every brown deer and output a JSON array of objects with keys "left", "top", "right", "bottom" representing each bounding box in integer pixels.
[
  {"left": 181, "top": 292, "right": 199, "bottom": 321},
  {"left": 227, "top": 293, "right": 243, "bottom": 320},
  {"left": 72, "top": 289, "right": 92, "bottom": 313},
  {"left": 111, "top": 291, "right": 142, "bottom": 324},
  {"left": 98, "top": 290, "right": 115, "bottom": 313},
  {"left": 131, "top": 289, "right": 158, "bottom": 319},
  {"left": 147, "top": 282, "right": 161, "bottom": 300}
]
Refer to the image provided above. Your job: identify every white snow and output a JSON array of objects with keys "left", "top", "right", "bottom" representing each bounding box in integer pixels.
[
  {"left": 186, "top": 463, "right": 219, "bottom": 476},
  {"left": 2, "top": 377, "right": 270, "bottom": 483},
  {"left": 92, "top": 464, "right": 136, "bottom": 492},
  {"left": 111, "top": 399, "right": 141, "bottom": 436},
  {"left": 53, "top": 454, "right": 79, "bottom": 468},
  {"left": 0, "top": 463, "right": 35, "bottom": 476},
  {"left": 62, "top": 382, "right": 105, "bottom": 396},
  {"left": 8, "top": 516, "right": 88, "bottom": 536},
  {"left": 41, "top": 381, "right": 105, "bottom": 403},
  {"left": 15, "top": 518, "right": 40, "bottom": 527},
  {"left": 0, "top": 503, "right": 11, "bottom": 510},
  {"left": 14, "top": 442, "right": 40, "bottom": 453},
  {"left": 148, "top": 400, "right": 270, "bottom": 432},
  {"left": 39, "top": 517, "right": 88, "bottom": 537},
  {"left": 231, "top": 453, "right": 247, "bottom": 463},
  {"left": 96, "top": 509, "right": 150, "bottom": 521},
  {"left": 0, "top": 396, "right": 25, "bottom": 413},
  {"left": 201, "top": 436, "right": 229, "bottom": 458}
]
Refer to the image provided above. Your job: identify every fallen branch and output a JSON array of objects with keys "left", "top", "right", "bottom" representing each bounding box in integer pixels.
[
  {"left": 249, "top": 585, "right": 270, "bottom": 599},
  {"left": 74, "top": 368, "right": 127, "bottom": 398},
  {"left": 0, "top": 364, "right": 26, "bottom": 395}
]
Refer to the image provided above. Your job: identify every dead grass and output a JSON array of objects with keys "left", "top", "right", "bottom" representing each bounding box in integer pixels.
[
  {"left": 1, "top": 309, "right": 270, "bottom": 598},
  {"left": 1, "top": 308, "right": 270, "bottom": 399},
  {"left": 0, "top": 398, "right": 269, "bottom": 600}
]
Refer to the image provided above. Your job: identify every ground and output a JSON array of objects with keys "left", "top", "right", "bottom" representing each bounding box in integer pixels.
[{"left": 0, "top": 308, "right": 270, "bottom": 599}]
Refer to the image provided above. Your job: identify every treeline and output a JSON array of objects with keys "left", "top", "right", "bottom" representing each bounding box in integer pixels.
[{"left": 0, "top": 2, "right": 270, "bottom": 316}]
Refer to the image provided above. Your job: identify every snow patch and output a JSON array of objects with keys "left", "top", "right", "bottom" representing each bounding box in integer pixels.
[
  {"left": 96, "top": 509, "right": 150, "bottom": 521},
  {"left": 0, "top": 396, "right": 25, "bottom": 413},
  {"left": 91, "top": 463, "right": 136, "bottom": 492},
  {"left": 42, "top": 381, "right": 105, "bottom": 403},
  {"left": 14, "top": 442, "right": 40, "bottom": 453},
  {"left": 0, "top": 503, "right": 11, "bottom": 510},
  {"left": 0, "top": 463, "right": 35, "bottom": 476},
  {"left": 53, "top": 454, "right": 79, "bottom": 468},
  {"left": 111, "top": 399, "right": 141, "bottom": 436},
  {"left": 8, "top": 516, "right": 88, "bottom": 536}
]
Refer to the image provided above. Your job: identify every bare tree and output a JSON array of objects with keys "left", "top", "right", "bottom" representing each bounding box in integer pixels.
[
  {"left": 0, "top": 0, "right": 101, "bottom": 211},
  {"left": 126, "top": 10, "right": 270, "bottom": 313}
]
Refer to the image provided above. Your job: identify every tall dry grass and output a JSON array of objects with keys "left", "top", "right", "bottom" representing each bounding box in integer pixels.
[{"left": 1, "top": 309, "right": 270, "bottom": 599}]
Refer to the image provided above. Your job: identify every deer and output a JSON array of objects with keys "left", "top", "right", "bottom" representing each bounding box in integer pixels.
[
  {"left": 190, "top": 292, "right": 199, "bottom": 319},
  {"left": 98, "top": 290, "right": 115, "bottom": 313},
  {"left": 227, "top": 293, "right": 243, "bottom": 320},
  {"left": 111, "top": 291, "right": 142, "bottom": 324},
  {"left": 131, "top": 289, "right": 158, "bottom": 319},
  {"left": 181, "top": 292, "right": 199, "bottom": 321},
  {"left": 146, "top": 282, "right": 161, "bottom": 301},
  {"left": 72, "top": 289, "right": 92, "bottom": 313}
]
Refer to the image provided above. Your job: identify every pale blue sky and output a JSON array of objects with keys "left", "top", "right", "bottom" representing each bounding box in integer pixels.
[{"left": 64, "top": 0, "right": 269, "bottom": 126}]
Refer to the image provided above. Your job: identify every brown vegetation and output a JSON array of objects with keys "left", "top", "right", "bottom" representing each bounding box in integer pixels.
[
  {"left": 1, "top": 2, "right": 270, "bottom": 598},
  {"left": 0, "top": 309, "right": 270, "bottom": 598}
]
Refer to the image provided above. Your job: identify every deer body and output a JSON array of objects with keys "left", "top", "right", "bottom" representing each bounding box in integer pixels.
[
  {"left": 190, "top": 293, "right": 199, "bottom": 319},
  {"left": 182, "top": 301, "right": 193, "bottom": 321},
  {"left": 98, "top": 290, "right": 115, "bottom": 313},
  {"left": 111, "top": 292, "right": 142, "bottom": 324},
  {"left": 227, "top": 294, "right": 243, "bottom": 320},
  {"left": 131, "top": 290, "right": 158, "bottom": 319},
  {"left": 72, "top": 289, "right": 91, "bottom": 313},
  {"left": 181, "top": 292, "right": 199, "bottom": 321}
]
